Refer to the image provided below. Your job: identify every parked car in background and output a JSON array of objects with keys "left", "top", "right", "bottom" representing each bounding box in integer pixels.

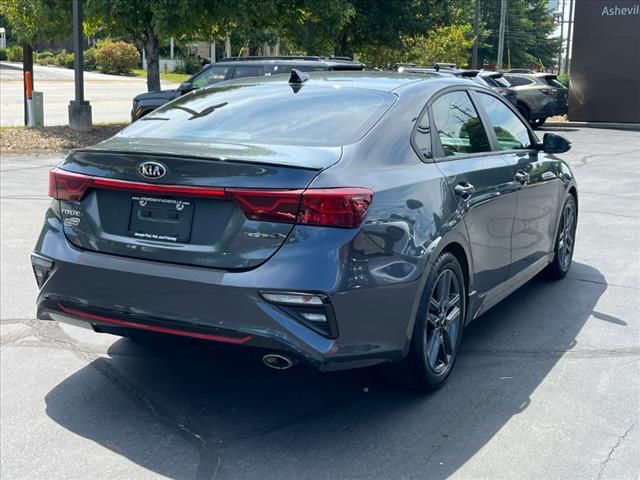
[
  {"left": 477, "top": 71, "right": 518, "bottom": 107},
  {"left": 502, "top": 73, "right": 568, "bottom": 128},
  {"left": 37, "top": 71, "right": 577, "bottom": 391},
  {"left": 398, "top": 66, "right": 518, "bottom": 107},
  {"left": 131, "top": 56, "right": 365, "bottom": 121}
]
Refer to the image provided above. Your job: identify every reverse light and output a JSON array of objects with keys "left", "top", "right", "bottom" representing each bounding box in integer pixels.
[
  {"left": 260, "top": 291, "right": 336, "bottom": 337},
  {"left": 31, "top": 253, "right": 54, "bottom": 288},
  {"left": 260, "top": 292, "right": 324, "bottom": 306}
]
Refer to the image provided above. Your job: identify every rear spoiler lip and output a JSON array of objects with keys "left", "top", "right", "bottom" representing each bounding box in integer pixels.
[{"left": 71, "top": 147, "right": 326, "bottom": 172}]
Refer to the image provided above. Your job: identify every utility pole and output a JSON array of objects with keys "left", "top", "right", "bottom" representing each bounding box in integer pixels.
[
  {"left": 564, "top": 0, "right": 574, "bottom": 75},
  {"left": 68, "top": 0, "right": 92, "bottom": 131},
  {"left": 497, "top": 0, "right": 507, "bottom": 70},
  {"left": 471, "top": 0, "right": 480, "bottom": 69},
  {"left": 558, "top": 0, "right": 566, "bottom": 73}
]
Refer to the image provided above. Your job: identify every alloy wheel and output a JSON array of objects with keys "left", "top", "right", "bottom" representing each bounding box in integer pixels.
[
  {"left": 558, "top": 201, "right": 576, "bottom": 270},
  {"left": 424, "top": 268, "right": 462, "bottom": 374}
]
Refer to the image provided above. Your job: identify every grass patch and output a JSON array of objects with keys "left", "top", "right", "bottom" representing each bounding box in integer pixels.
[
  {"left": 1, "top": 124, "right": 128, "bottom": 153},
  {"left": 132, "top": 68, "right": 189, "bottom": 83}
]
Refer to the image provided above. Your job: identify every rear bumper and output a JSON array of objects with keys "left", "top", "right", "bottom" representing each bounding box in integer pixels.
[
  {"left": 34, "top": 214, "right": 420, "bottom": 371},
  {"left": 532, "top": 99, "right": 568, "bottom": 119}
]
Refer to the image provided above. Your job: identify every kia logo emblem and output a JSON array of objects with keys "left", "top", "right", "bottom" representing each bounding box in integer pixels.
[{"left": 138, "top": 162, "right": 167, "bottom": 179}]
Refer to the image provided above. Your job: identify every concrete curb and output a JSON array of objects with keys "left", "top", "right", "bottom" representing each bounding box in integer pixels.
[{"left": 546, "top": 121, "right": 640, "bottom": 132}]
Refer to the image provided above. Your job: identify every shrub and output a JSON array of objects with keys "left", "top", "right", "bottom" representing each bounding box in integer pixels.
[
  {"left": 37, "top": 51, "right": 54, "bottom": 60},
  {"left": 0, "top": 48, "right": 7, "bottom": 61},
  {"left": 182, "top": 56, "right": 202, "bottom": 75},
  {"left": 6, "top": 45, "right": 23, "bottom": 62},
  {"left": 35, "top": 51, "right": 55, "bottom": 65},
  {"left": 95, "top": 41, "right": 139, "bottom": 75},
  {"left": 84, "top": 48, "right": 97, "bottom": 70},
  {"left": 56, "top": 51, "right": 75, "bottom": 69},
  {"left": 557, "top": 74, "right": 570, "bottom": 89}
]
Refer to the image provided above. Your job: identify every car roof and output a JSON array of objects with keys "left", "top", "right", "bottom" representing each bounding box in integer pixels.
[
  {"left": 208, "top": 70, "right": 466, "bottom": 93},
  {"left": 504, "top": 72, "right": 557, "bottom": 79},
  {"left": 210, "top": 56, "right": 365, "bottom": 68}
]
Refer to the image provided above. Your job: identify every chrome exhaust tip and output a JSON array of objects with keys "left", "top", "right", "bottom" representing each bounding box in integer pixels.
[{"left": 262, "top": 353, "right": 297, "bottom": 370}]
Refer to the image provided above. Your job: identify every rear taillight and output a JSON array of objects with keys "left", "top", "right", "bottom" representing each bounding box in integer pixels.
[
  {"left": 226, "top": 189, "right": 303, "bottom": 223},
  {"left": 228, "top": 187, "right": 372, "bottom": 228},
  {"left": 540, "top": 88, "right": 557, "bottom": 96},
  {"left": 49, "top": 167, "right": 226, "bottom": 201},
  {"left": 49, "top": 168, "right": 373, "bottom": 229},
  {"left": 49, "top": 168, "right": 92, "bottom": 201},
  {"left": 298, "top": 188, "right": 373, "bottom": 228}
]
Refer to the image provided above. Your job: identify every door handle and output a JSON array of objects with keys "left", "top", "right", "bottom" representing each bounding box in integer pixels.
[
  {"left": 454, "top": 182, "right": 475, "bottom": 198},
  {"left": 515, "top": 170, "right": 530, "bottom": 185}
]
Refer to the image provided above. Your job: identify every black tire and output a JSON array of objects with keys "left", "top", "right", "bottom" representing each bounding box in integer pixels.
[
  {"left": 545, "top": 194, "right": 577, "bottom": 279},
  {"left": 530, "top": 117, "right": 547, "bottom": 128},
  {"left": 390, "top": 252, "right": 466, "bottom": 392},
  {"left": 517, "top": 103, "right": 530, "bottom": 122}
]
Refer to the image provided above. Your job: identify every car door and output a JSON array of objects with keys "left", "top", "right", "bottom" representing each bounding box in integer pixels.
[
  {"left": 428, "top": 89, "right": 518, "bottom": 295},
  {"left": 474, "top": 91, "right": 564, "bottom": 277}
]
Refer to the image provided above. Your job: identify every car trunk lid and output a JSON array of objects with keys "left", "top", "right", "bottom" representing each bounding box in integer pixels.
[{"left": 52, "top": 145, "right": 340, "bottom": 270}]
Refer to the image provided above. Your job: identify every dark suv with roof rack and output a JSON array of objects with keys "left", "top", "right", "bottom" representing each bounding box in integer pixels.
[{"left": 131, "top": 56, "right": 365, "bottom": 121}]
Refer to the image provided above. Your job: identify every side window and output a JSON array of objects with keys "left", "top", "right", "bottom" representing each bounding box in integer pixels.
[
  {"left": 191, "top": 66, "right": 229, "bottom": 88},
  {"left": 232, "top": 66, "right": 264, "bottom": 79},
  {"left": 413, "top": 111, "right": 432, "bottom": 159},
  {"left": 267, "top": 64, "right": 293, "bottom": 75},
  {"left": 504, "top": 75, "right": 533, "bottom": 87},
  {"left": 431, "top": 91, "right": 491, "bottom": 157},
  {"left": 477, "top": 93, "right": 532, "bottom": 150}
]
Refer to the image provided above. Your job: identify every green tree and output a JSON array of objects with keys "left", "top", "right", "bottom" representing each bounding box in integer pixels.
[
  {"left": 477, "top": 0, "right": 560, "bottom": 69},
  {"left": 282, "top": 0, "right": 355, "bottom": 55},
  {"left": 0, "top": 0, "right": 71, "bottom": 44},
  {"left": 335, "top": 0, "right": 472, "bottom": 58},
  {"left": 85, "top": 0, "right": 205, "bottom": 91},
  {"left": 406, "top": 24, "right": 474, "bottom": 67}
]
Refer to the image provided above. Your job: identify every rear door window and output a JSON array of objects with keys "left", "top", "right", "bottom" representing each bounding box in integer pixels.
[
  {"left": 542, "top": 76, "right": 565, "bottom": 89},
  {"left": 431, "top": 91, "right": 491, "bottom": 157},
  {"left": 477, "top": 93, "right": 532, "bottom": 150},
  {"left": 191, "top": 66, "right": 230, "bottom": 88},
  {"left": 232, "top": 66, "right": 264, "bottom": 79}
]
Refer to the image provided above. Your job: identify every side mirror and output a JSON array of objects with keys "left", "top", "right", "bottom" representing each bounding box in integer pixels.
[
  {"left": 540, "top": 132, "right": 571, "bottom": 154},
  {"left": 178, "top": 82, "right": 193, "bottom": 94}
]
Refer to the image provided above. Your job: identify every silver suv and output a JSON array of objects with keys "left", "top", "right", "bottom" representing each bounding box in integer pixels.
[{"left": 503, "top": 73, "right": 568, "bottom": 128}]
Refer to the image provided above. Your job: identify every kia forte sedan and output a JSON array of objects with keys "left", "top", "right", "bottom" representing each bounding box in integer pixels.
[{"left": 33, "top": 71, "right": 577, "bottom": 391}]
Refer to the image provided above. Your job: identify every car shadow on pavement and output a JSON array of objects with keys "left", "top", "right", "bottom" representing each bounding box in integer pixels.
[{"left": 45, "top": 262, "right": 614, "bottom": 480}]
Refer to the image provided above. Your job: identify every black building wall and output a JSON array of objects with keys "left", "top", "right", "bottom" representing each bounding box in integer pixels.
[{"left": 569, "top": 0, "right": 640, "bottom": 123}]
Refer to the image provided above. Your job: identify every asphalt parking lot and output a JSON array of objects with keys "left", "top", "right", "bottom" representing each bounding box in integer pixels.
[{"left": 1, "top": 126, "right": 639, "bottom": 479}]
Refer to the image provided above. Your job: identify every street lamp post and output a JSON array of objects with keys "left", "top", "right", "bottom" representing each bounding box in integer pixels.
[{"left": 68, "top": 0, "right": 92, "bottom": 131}]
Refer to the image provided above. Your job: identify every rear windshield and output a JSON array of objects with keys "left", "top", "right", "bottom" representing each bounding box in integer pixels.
[
  {"left": 504, "top": 75, "right": 534, "bottom": 87},
  {"left": 542, "top": 76, "right": 565, "bottom": 89},
  {"left": 120, "top": 83, "right": 396, "bottom": 147}
]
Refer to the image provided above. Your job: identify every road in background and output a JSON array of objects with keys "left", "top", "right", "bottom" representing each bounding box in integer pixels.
[
  {"left": 1, "top": 128, "right": 639, "bottom": 479},
  {"left": 0, "top": 62, "right": 178, "bottom": 126}
]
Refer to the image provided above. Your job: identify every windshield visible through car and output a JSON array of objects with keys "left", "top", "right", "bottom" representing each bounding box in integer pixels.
[{"left": 121, "top": 83, "right": 396, "bottom": 147}]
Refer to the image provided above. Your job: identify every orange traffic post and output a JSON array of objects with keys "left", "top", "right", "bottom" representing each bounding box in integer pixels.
[{"left": 25, "top": 71, "right": 33, "bottom": 99}]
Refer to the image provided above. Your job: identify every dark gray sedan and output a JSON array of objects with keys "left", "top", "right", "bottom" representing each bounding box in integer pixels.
[{"left": 33, "top": 71, "right": 577, "bottom": 391}]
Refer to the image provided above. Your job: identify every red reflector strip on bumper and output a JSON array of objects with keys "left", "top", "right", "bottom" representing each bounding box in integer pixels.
[{"left": 58, "top": 304, "right": 253, "bottom": 345}]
